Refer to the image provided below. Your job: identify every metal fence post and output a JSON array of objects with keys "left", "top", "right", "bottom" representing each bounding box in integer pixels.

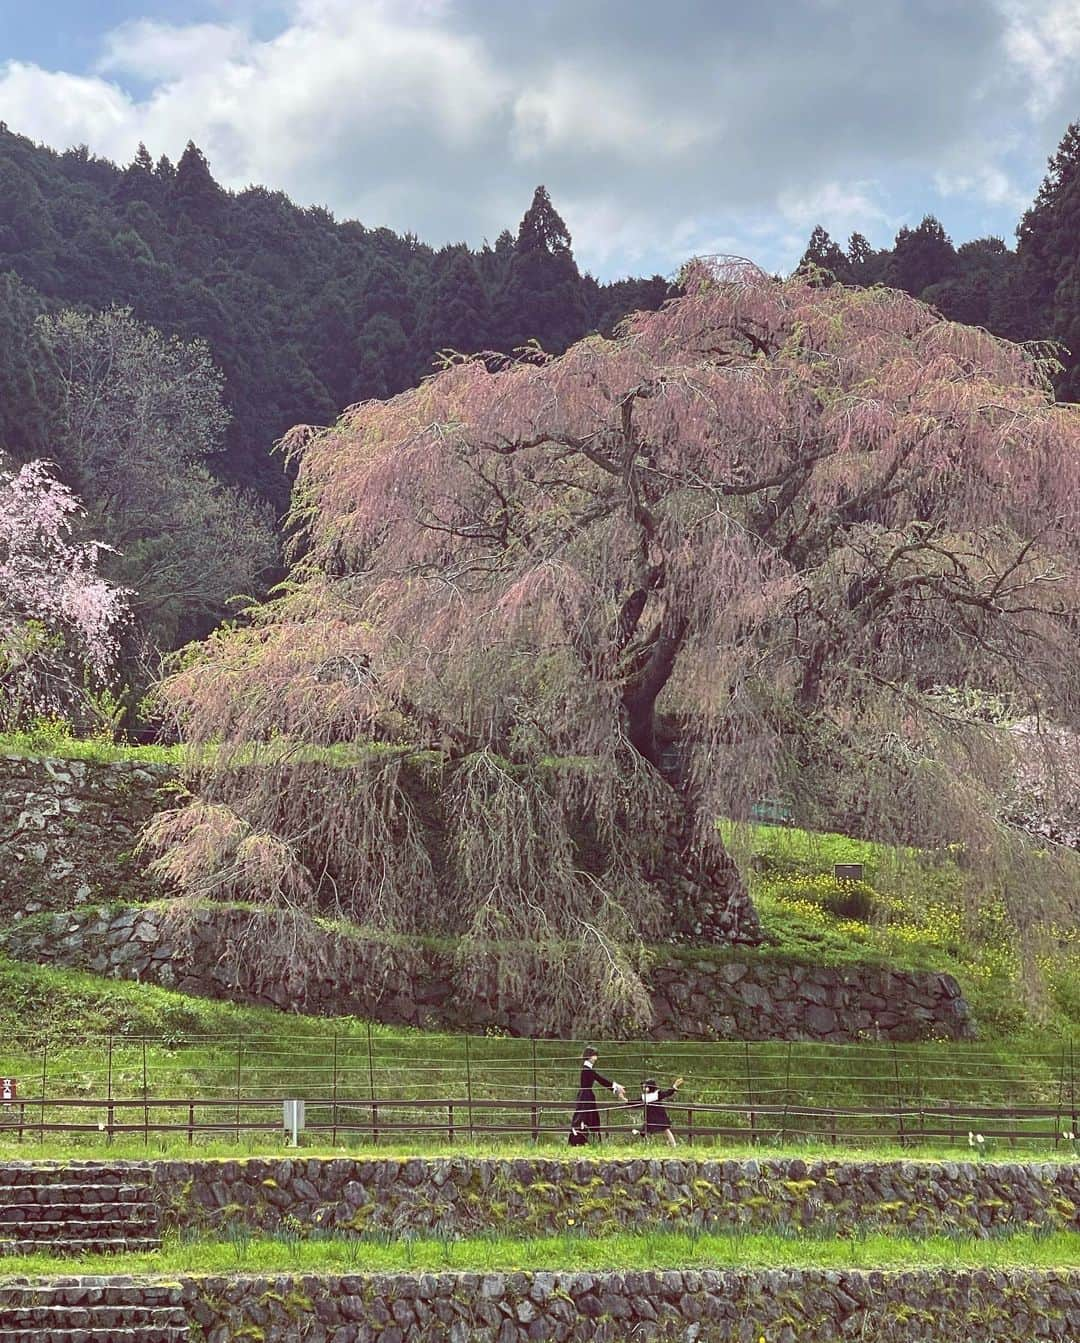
[
  {"left": 234, "top": 1035, "right": 242, "bottom": 1143},
  {"left": 332, "top": 1033, "right": 339, "bottom": 1146},
  {"left": 465, "top": 1036, "right": 474, "bottom": 1140},
  {"left": 743, "top": 1041, "right": 757, "bottom": 1144},
  {"left": 142, "top": 1038, "right": 149, "bottom": 1146},
  {"left": 366, "top": 1021, "right": 378, "bottom": 1144},
  {"left": 38, "top": 1042, "right": 47, "bottom": 1145},
  {"left": 107, "top": 1034, "right": 115, "bottom": 1144},
  {"left": 531, "top": 1038, "right": 539, "bottom": 1143},
  {"left": 892, "top": 1044, "right": 907, "bottom": 1149}
]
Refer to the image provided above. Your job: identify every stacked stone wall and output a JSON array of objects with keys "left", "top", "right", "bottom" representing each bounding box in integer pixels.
[
  {"left": 3, "top": 1267, "right": 1077, "bottom": 1342},
  {"left": 2, "top": 902, "right": 975, "bottom": 1042},
  {"left": 7, "top": 1155, "right": 1073, "bottom": 1240},
  {"left": 0, "top": 754, "right": 169, "bottom": 914}
]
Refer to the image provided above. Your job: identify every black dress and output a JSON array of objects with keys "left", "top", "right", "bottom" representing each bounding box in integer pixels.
[
  {"left": 570, "top": 1063, "right": 617, "bottom": 1141},
  {"left": 640, "top": 1087, "right": 677, "bottom": 1135}
]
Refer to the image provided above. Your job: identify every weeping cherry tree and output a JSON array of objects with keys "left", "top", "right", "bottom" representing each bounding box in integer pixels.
[{"left": 147, "top": 258, "right": 1080, "bottom": 1028}]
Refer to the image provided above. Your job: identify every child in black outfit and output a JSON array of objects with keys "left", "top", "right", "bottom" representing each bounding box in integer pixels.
[
  {"left": 569, "top": 1047, "right": 626, "bottom": 1145},
  {"left": 631, "top": 1076, "right": 684, "bottom": 1147}
]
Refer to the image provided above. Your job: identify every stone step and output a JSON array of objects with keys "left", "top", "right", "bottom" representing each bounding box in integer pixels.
[
  {"left": 0, "top": 1284, "right": 182, "bottom": 1307},
  {"left": 0, "top": 1305, "right": 186, "bottom": 1327},
  {"left": 0, "top": 1236, "right": 162, "bottom": 1255},
  {"left": 0, "top": 1329, "right": 188, "bottom": 1343},
  {"left": 0, "top": 1203, "right": 158, "bottom": 1224},
  {"left": 0, "top": 1166, "right": 156, "bottom": 1186},
  {"left": 0, "top": 1184, "right": 154, "bottom": 1205},
  {"left": 0, "top": 1217, "right": 159, "bottom": 1237}
]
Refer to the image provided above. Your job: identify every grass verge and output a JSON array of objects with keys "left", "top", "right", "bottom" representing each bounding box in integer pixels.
[{"left": 1, "top": 1228, "right": 1076, "bottom": 1277}]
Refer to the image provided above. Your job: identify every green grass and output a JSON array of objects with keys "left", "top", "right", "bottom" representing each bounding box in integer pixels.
[
  {"left": 0, "top": 956, "right": 1076, "bottom": 1162},
  {"left": 1, "top": 1228, "right": 1076, "bottom": 1278}
]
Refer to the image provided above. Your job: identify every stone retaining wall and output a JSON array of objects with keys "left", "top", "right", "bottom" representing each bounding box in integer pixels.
[
  {"left": 8, "top": 1155, "right": 1073, "bottom": 1239},
  {"left": 153, "top": 1153, "right": 1080, "bottom": 1239},
  {"left": 3, "top": 1268, "right": 1077, "bottom": 1342},
  {"left": 1, "top": 902, "right": 976, "bottom": 1042},
  {"left": 0, "top": 754, "right": 168, "bottom": 914}
]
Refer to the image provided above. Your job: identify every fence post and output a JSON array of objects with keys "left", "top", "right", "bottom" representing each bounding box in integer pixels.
[
  {"left": 892, "top": 1044, "right": 907, "bottom": 1149},
  {"left": 366, "top": 1021, "right": 378, "bottom": 1144},
  {"left": 448, "top": 1102, "right": 454, "bottom": 1144},
  {"left": 142, "top": 1038, "right": 149, "bottom": 1147},
  {"left": 107, "top": 1034, "right": 115, "bottom": 1145},
  {"left": 332, "top": 1033, "right": 339, "bottom": 1146},
  {"left": 743, "top": 1042, "right": 757, "bottom": 1145},
  {"left": 1055, "top": 1044, "right": 1067, "bottom": 1149},
  {"left": 780, "top": 1043, "right": 792, "bottom": 1145},
  {"left": 465, "top": 1036, "right": 474, "bottom": 1140},
  {"left": 187, "top": 1102, "right": 195, "bottom": 1146},
  {"left": 234, "top": 1035, "right": 242, "bottom": 1144},
  {"left": 531, "top": 1038, "right": 539, "bottom": 1143},
  {"left": 1071, "top": 1037, "right": 1077, "bottom": 1141},
  {"left": 38, "top": 1042, "right": 47, "bottom": 1145},
  {"left": 687, "top": 1105, "right": 694, "bottom": 1146}
]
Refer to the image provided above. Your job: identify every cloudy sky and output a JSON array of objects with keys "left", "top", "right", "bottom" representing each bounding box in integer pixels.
[{"left": 1, "top": 0, "right": 1078, "bottom": 280}]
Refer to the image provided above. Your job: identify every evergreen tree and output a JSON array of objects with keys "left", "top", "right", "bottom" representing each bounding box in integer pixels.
[
  {"left": 0, "top": 272, "right": 62, "bottom": 461},
  {"left": 171, "top": 142, "right": 226, "bottom": 223},
  {"left": 116, "top": 142, "right": 160, "bottom": 206},
  {"left": 798, "top": 225, "right": 851, "bottom": 281},
  {"left": 884, "top": 215, "right": 958, "bottom": 298},
  {"left": 1017, "top": 121, "right": 1080, "bottom": 399},
  {"left": 495, "top": 186, "right": 588, "bottom": 354},
  {"left": 421, "top": 247, "right": 491, "bottom": 360}
]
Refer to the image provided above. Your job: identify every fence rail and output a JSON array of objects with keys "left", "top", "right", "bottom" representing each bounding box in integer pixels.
[
  {"left": 0, "top": 1031, "right": 1075, "bottom": 1151},
  {"left": 1, "top": 1093, "right": 1078, "bottom": 1149}
]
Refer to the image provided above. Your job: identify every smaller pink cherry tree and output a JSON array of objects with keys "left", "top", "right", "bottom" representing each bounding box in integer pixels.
[{"left": 0, "top": 458, "right": 126, "bottom": 728}]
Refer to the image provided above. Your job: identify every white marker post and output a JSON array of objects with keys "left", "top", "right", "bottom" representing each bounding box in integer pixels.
[{"left": 283, "top": 1098, "right": 305, "bottom": 1147}]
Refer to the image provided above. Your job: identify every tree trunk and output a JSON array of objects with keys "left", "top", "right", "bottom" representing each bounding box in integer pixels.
[{"left": 623, "top": 688, "right": 761, "bottom": 947}]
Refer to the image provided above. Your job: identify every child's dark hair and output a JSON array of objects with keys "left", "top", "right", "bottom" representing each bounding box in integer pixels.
[
  {"left": 583, "top": 1046, "right": 598, "bottom": 1060},
  {"left": 643, "top": 1078, "right": 657, "bottom": 1091}
]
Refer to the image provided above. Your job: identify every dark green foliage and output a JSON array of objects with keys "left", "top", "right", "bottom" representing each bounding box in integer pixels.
[
  {"left": 883, "top": 215, "right": 958, "bottom": 297},
  {"left": 798, "top": 225, "right": 851, "bottom": 282},
  {"left": 0, "top": 271, "right": 62, "bottom": 461},
  {"left": 1017, "top": 120, "right": 1080, "bottom": 399},
  {"left": 495, "top": 185, "right": 589, "bottom": 354},
  {"left": 0, "top": 127, "right": 666, "bottom": 510}
]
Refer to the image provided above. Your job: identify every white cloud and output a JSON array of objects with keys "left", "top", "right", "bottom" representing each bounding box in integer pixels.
[
  {"left": 97, "top": 21, "right": 248, "bottom": 82},
  {"left": 1001, "top": 0, "right": 1080, "bottom": 118},
  {"left": 512, "top": 64, "right": 704, "bottom": 160}
]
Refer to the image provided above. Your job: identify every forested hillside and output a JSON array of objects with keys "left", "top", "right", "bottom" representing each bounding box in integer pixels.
[
  {"left": 3, "top": 115, "right": 1080, "bottom": 717},
  {"left": 0, "top": 123, "right": 668, "bottom": 505},
  {"left": 798, "top": 120, "right": 1080, "bottom": 401}
]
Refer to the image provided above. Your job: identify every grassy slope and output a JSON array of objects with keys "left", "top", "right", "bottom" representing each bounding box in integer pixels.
[{"left": 0, "top": 956, "right": 1075, "bottom": 1162}]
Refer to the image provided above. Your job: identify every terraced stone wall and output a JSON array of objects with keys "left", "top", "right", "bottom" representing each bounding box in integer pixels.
[
  {"left": 3, "top": 902, "right": 976, "bottom": 1042},
  {"left": 4, "top": 1267, "right": 1077, "bottom": 1342},
  {"left": 56, "top": 1154, "right": 1080, "bottom": 1238},
  {"left": 0, "top": 753, "right": 976, "bottom": 1041},
  {"left": 0, "top": 754, "right": 168, "bottom": 915}
]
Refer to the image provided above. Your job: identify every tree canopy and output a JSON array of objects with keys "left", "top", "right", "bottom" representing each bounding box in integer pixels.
[
  {"left": 0, "top": 458, "right": 125, "bottom": 728},
  {"left": 151, "top": 259, "right": 1080, "bottom": 1026},
  {"left": 0, "top": 124, "right": 668, "bottom": 507}
]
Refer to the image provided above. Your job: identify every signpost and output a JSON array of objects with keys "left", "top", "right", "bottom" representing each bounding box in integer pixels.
[{"left": 0, "top": 1078, "right": 15, "bottom": 1105}]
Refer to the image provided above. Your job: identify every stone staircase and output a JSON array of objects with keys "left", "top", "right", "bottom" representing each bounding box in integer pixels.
[
  {"left": 0, "top": 1278, "right": 188, "bottom": 1342},
  {"left": 0, "top": 1164, "right": 162, "bottom": 1256}
]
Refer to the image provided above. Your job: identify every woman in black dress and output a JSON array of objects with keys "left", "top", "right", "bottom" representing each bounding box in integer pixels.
[
  {"left": 632, "top": 1076, "right": 684, "bottom": 1147},
  {"left": 569, "top": 1047, "right": 626, "bottom": 1145}
]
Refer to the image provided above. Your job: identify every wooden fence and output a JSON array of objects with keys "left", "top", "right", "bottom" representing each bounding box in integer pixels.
[{"left": 0, "top": 1031, "right": 1075, "bottom": 1151}]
